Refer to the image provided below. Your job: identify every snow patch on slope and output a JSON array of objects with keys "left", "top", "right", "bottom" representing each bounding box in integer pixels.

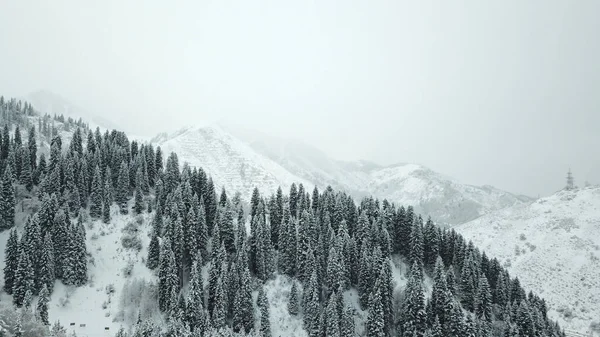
[
  {"left": 456, "top": 187, "right": 600, "bottom": 335},
  {"left": 152, "top": 125, "right": 313, "bottom": 200}
]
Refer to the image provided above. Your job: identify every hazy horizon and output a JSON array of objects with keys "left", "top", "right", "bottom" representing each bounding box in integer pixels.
[{"left": 1, "top": 0, "right": 599, "bottom": 197}]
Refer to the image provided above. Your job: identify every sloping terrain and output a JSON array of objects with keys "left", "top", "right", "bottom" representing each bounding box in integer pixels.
[
  {"left": 151, "top": 125, "right": 313, "bottom": 200},
  {"left": 456, "top": 187, "right": 600, "bottom": 335},
  {"left": 176, "top": 124, "right": 531, "bottom": 224}
]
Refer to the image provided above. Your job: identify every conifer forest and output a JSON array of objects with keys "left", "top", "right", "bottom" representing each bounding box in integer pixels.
[{"left": 0, "top": 97, "right": 567, "bottom": 337}]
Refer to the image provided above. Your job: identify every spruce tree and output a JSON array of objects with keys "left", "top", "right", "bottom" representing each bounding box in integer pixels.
[
  {"left": 258, "top": 287, "right": 272, "bottom": 337},
  {"left": 102, "top": 174, "right": 112, "bottom": 223},
  {"left": 13, "top": 248, "right": 35, "bottom": 307},
  {"left": 288, "top": 281, "right": 300, "bottom": 316},
  {"left": 366, "top": 288, "right": 385, "bottom": 337},
  {"left": 325, "top": 292, "right": 341, "bottom": 337},
  {"left": 3, "top": 228, "right": 19, "bottom": 294},
  {"left": 117, "top": 161, "right": 130, "bottom": 214},
  {"left": 197, "top": 199, "right": 209, "bottom": 260},
  {"left": 401, "top": 262, "right": 427, "bottom": 337},
  {"left": 28, "top": 126, "right": 37, "bottom": 171},
  {"left": 158, "top": 240, "right": 177, "bottom": 312},
  {"left": 341, "top": 304, "right": 355, "bottom": 337},
  {"left": 36, "top": 285, "right": 50, "bottom": 325},
  {"left": 133, "top": 184, "right": 144, "bottom": 214},
  {"left": 233, "top": 266, "right": 254, "bottom": 333},
  {"left": 89, "top": 166, "right": 103, "bottom": 219},
  {"left": 0, "top": 165, "right": 15, "bottom": 230},
  {"left": 475, "top": 275, "right": 493, "bottom": 322},
  {"left": 147, "top": 233, "right": 160, "bottom": 270},
  {"left": 40, "top": 232, "right": 55, "bottom": 293},
  {"left": 211, "top": 277, "right": 226, "bottom": 329}
]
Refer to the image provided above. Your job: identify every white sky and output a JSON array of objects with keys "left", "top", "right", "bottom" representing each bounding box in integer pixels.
[{"left": 1, "top": 0, "right": 599, "bottom": 197}]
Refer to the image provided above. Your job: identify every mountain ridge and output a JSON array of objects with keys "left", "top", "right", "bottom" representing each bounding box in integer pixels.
[{"left": 154, "top": 123, "right": 531, "bottom": 225}]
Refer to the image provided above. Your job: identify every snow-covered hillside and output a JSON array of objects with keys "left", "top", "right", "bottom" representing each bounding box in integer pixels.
[
  {"left": 0, "top": 206, "right": 416, "bottom": 337},
  {"left": 151, "top": 125, "right": 314, "bottom": 200},
  {"left": 456, "top": 187, "right": 600, "bottom": 335},
  {"left": 158, "top": 123, "right": 530, "bottom": 225},
  {"left": 27, "top": 90, "right": 119, "bottom": 131}
]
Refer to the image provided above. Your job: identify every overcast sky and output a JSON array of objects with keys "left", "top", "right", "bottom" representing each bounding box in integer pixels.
[{"left": 1, "top": 0, "right": 599, "bottom": 197}]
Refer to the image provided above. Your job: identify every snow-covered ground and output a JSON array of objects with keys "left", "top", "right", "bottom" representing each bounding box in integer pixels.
[
  {"left": 0, "top": 205, "right": 155, "bottom": 337},
  {"left": 456, "top": 186, "right": 600, "bottom": 335}
]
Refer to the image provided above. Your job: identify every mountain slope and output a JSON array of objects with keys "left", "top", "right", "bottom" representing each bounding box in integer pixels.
[
  {"left": 456, "top": 187, "right": 600, "bottom": 334},
  {"left": 222, "top": 124, "right": 530, "bottom": 224},
  {"left": 151, "top": 125, "right": 313, "bottom": 200},
  {"left": 27, "top": 90, "right": 119, "bottom": 131}
]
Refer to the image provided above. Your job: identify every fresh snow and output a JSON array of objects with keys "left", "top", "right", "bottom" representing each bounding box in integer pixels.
[
  {"left": 0, "top": 205, "right": 154, "bottom": 337},
  {"left": 151, "top": 124, "right": 314, "bottom": 200},
  {"left": 157, "top": 123, "right": 530, "bottom": 225},
  {"left": 456, "top": 186, "right": 600, "bottom": 335}
]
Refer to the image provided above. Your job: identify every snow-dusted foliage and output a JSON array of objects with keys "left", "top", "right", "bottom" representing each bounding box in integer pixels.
[{"left": 0, "top": 96, "right": 568, "bottom": 337}]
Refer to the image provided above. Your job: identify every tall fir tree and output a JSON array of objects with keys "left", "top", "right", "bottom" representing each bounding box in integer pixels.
[
  {"left": 258, "top": 287, "right": 272, "bottom": 337},
  {"left": 116, "top": 161, "right": 130, "bottom": 214},
  {"left": 40, "top": 232, "right": 55, "bottom": 293},
  {"left": 147, "top": 233, "right": 160, "bottom": 270},
  {"left": 3, "top": 228, "right": 19, "bottom": 294},
  {"left": 288, "top": 281, "right": 300, "bottom": 316},
  {"left": 36, "top": 285, "right": 50, "bottom": 325},
  {"left": 89, "top": 166, "right": 103, "bottom": 219},
  {"left": 13, "top": 248, "right": 35, "bottom": 307}
]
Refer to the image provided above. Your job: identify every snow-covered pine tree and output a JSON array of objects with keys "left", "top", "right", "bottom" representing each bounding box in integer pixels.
[
  {"left": 36, "top": 284, "right": 50, "bottom": 325},
  {"left": 89, "top": 165, "right": 103, "bottom": 219},
  {"left": 340, "top": 304, "right": 355, "bottom": 337},
  {"left": 366, "top": 288, "right": 385, "bottom": 337},
  {"left": 117, "top": 161, "right": 130, "bottom": 214},
  {"left": 146, "top": 233, "right": 160, "bottom": 270},
  {"left": 233, "top": 266, "right": 253, "bottom": 333},
  {"left": 204, "top": 178, "right": 218, "bottom": 235},
  {"left": 219, "top": 201, "right": 235, "bottom": 254},
  {"left": 20, "top": 147, "right": 33, "bottom": 191},
  {"left": 13, "top": 247, "right": 35, "bottom": 307},
  {"left": 22, "top": 215, "right": 43, "bottom": 293},
  {"left": 257, "top": 287, "right": 272, "bottom": 337},
  {"left": 40, "top": 232, "right": 55, "bottom": 293},
  {"left": 423, "top": 217, "right": 440, "bottom": 272},
  {"left": 72, "top": 214, "right": 88, "bottom": 286},
  {"left": 185, "top": 257, "right": 204, "bottom": 327},
  {"left": 102, "top": 171, "right": 112, "bottom": 223},
  {"left": 0, "top": 165, "right": 15, "bottom": 230},
  {"left": 288, "top": 281, "right": 300, "bottom": 316},
  {"left": 197, "top": 197, "right": 209, "bottom": 260},
  {"left": 460, "top": 253, "right": 477, "bottom": 311},
  {"left": 325, "top": 291, "right": 341, "bottom": 337},
  {"left": 474, "top": 275, "right": 492, "bottom": 322},
  {"left": 289, "top": 183, "right": 298, "bottom": 218},
  {"left": 158, "top": 240, "right": 177, "bottom": 312},
  {"left": 401, "top": 261, "right": 427, "bottom": 337},
  {"left": 3, "top": 228, "right": 19, "bottom": 294},
  {"left": 133, "top": 183, "right": 143, "bottom": 214},
  {"left": 303, "top": 272, "right": 321, "bottom": 337},
  {"left": 27, "top": 126, "right": 37, "bottom": 171},
  {"left": 211, "top": 277, "right": 226, "bottom": 329}
]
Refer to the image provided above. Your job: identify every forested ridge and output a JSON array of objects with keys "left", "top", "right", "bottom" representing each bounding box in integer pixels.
[{"left": 0, "top": 96, "right": 565, "bottom": 337}]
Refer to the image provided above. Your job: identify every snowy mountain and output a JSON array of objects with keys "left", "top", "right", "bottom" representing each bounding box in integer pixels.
[
  {"left": 151, "top": 125, "right": 314, "bottom": 200},
  {"left": 456, "top": 186, "right": 600, "bottom": 335},
  {"left": 156, "top": 123, "right": 531, "bottom": 225}
]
